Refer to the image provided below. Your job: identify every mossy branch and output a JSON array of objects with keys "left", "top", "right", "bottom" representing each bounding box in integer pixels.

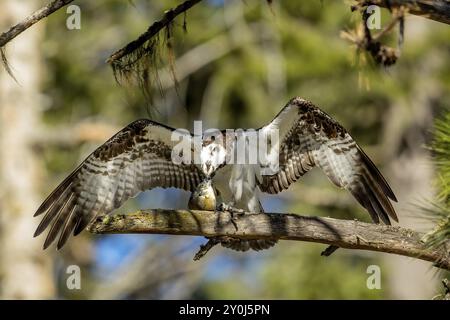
[
  {"left": 106, "top": 0, "right": 203, "bottom": 66},
  {"left": 88, "top": 209, "right": 450, "bottom": 270}
]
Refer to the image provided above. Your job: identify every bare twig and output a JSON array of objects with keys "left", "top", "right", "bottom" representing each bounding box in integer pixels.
[
  {"left": 106, "top": 0, "right": 203, "bottom": 65},
  {"left": 0, "top": 47, "right": 17, "bottom": 82},
  {"left": 89, "top": 209, "right": 450, "bottom": 270},
  {"left": 321, "top": 245, "right": 340, "bottom": 256},
  {"left": 342, "top": 6, "right": 403, "bottom": 67},
  {"left": 0, "top": 0, "right": 74, "bottom": 48},
  {"left": 193, "top": 238, "right": 220, "bottom": 261}
]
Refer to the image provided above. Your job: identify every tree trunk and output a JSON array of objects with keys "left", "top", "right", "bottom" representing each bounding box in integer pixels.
[{"left": 0, "top": 1, "right": 54, "bottom": 299}]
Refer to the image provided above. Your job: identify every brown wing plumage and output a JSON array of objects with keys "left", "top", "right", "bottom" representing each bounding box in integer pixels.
[
  {"left": 259, "top": 97, "right": 398, "bottom": 224},
  {"left": 34, "top": 119, "right": 204, "bottom": 249}
]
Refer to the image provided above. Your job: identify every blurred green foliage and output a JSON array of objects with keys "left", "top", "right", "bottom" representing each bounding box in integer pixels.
[
  {"left": 197, "top": 243, "right": 385, "bottom": 299},
  {"left": 432, "top": 112, "right": 450, "bottom": 206}
]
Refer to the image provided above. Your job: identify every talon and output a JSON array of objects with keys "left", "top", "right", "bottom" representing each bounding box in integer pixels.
[
  {"left": 216, "top": 203, "right": 244, "bottom": 231},
  {"left": 228, "top": 209, "right": 245, "bottom": 231},
  {"left": 216, "top": 202, "right": 245, "bottom": 214}
]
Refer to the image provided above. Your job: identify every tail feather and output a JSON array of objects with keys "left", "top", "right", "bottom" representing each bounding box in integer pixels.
[
  {"left": 220, "top": 238, "right": 278, "bottom": 252},
  {"left": 349, "top": 184, "right": 380, "bottom": 224},
  {"left": 362, "top": 177, "right": 391, "bottom": 225},
  {"left": 364, "top": 172, "right": 398, "bottom": 222}
]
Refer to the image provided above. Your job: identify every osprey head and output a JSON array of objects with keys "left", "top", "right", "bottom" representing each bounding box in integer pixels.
[{"left": 200, "top": 135, "right": 226, "bottom": 177}]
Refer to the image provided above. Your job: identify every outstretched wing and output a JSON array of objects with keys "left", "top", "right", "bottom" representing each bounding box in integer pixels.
[
  {"left": 34, "top": 119, "right": 204, "bottom": 249},
  {"left": 258, "top": 97, "right": 398, "bottom": 224}
]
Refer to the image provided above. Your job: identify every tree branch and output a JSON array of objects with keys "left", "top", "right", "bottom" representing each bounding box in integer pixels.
[
  {"left": 106, "top": 0, "right": 203, "bottom": 65},
  {"left": 361, "top": 0, "right": 450, "bottom": 25},
  {"left": 88, "top": 209, "right": 450, "bottom": 270},
  {"left": 0, "top": 0, "right": 74, "bottom": 48}
]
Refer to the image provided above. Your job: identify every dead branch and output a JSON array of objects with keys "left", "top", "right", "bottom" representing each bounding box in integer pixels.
[
  {"left": 88, "top": 209, "right": 450, "bottom": 270},
  {"left": 0, "top": 0, "right": 74, "bottom": 48}
]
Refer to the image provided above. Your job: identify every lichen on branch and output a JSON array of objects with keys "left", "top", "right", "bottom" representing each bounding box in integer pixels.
[{"left": 106, "top": 0, "right": 204, "bottom": 97}]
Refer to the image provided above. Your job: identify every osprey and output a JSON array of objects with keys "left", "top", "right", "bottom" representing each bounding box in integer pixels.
[{"left": 34, "top": 97, "right": 398, "bottom": 252}]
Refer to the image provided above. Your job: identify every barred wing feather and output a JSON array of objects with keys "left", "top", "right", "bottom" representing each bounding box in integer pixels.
[
  {"left": 34, "top": 119, "right": 204, "bottom": 249},
  {"left": 258, "top": 98, "right": 398, "bottom": 224}
]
